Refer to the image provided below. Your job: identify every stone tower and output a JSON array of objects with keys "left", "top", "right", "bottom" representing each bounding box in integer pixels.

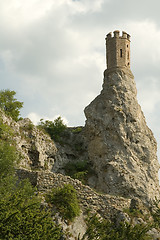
[{"left": 106, "top": 30, "right": 130, "bottom": 69}]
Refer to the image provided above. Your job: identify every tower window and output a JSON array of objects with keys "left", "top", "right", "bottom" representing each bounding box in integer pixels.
[
  {"left": 127, "top": 44, "right": 128, "bottom": 48},
  {"left": 120, "top": 49, "right": 122, "bottom": 57}
]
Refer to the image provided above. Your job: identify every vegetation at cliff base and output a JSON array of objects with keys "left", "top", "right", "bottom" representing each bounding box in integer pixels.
[
  {"left": 82, "top": 214, "right": 151, "bottom": 240},
  {"left": 0, "top": 120, "right": 62, "bottom": 240},
  {"left": 0, "top": 178, "right": 62, "bottom": 240},
  {"left": 46, "top": 184, "right": 80, "bottom": 222},
  {"left": 0, "top": 89, "right": 23, "bottom": 121}
]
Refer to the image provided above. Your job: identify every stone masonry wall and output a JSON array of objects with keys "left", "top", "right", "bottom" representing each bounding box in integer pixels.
[
  {"left": 106, "top": 31, "right": 130, "bottom": 69},
  {"left": 17, "top": 168, "right": 131, "bottom": 219}
]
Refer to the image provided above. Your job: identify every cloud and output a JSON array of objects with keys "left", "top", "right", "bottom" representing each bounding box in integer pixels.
[
  {"left": 27, "top": 112, "right": 68, "bottom": 126},
  {"left": 0, "top": 0, "right": 107, "bottom": 126},
  {"left": 0, "top": 0, "right": 160, "bottom": 138},
  {"left": 127, "top": 20, "right": 160, "bottom": 68}
]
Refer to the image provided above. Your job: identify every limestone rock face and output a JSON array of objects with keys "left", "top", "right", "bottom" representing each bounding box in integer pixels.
[
  {"left": 17, "top": 118, "right": 57, "bottom": 171},
  {"left": 0, "top": 110, "right": 58, "bottom": 171},
  {"left": 84, "top": 69, "right": 160, "bottom": 204},
  {"left": 0, "top": 109, "right": 88, "bottom": 174}
]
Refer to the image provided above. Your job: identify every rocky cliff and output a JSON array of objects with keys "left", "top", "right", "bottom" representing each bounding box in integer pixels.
[
  {"left": 1, "top": 67, "right": 160, "bottom": 239},
  {"left": 84, "top": 68, "right": 160, "bottom": 204}
]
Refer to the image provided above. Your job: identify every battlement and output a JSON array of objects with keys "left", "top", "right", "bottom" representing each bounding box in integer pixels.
[
  {"left": 106, "top": 31, "right": 130, "bottom": 41},
  {"left": 105, "top": 30, "right": 131, "bottom": 70}
]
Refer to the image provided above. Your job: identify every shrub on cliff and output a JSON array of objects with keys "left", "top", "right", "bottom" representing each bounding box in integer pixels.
[
  {"left": 64, "top": 160, "right": 89, "bottom": 184},
  {"left": 38, "top": 116, "right": 67, "bottom": 141},
  {"left": 151, "top": 200, "right": 160, "bottom": 228},
  {"left": 0, "top": 120, "right": 18, "bottom": 176},
  {"left": 82, "top": 214, "right": 151, "bottom": 240},
  {"left": 46, "top": 184, "right": 80, "bottom": 221},
  {"left": 0, "top": 89, "right": 23, "bottom": 121},
  {"left": 0, "top": 140, "right": 18, "bottom": 177}
]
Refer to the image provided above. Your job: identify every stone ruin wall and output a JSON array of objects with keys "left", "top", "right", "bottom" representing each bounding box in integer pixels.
[{"left": 17, "top": 168, "right": 131, "bottom": 219}]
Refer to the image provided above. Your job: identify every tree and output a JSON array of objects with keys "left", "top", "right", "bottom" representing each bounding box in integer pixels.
[
  {"left": 38, "top": 116, "right": 67, "bottom": 141},
  {"left": 0, "top": 89, "right": 23, "bottom": 121},
  {"left": 0, "top": 178, "right": 63, "bottom": 240},
  {"left": 0, "top": 121, "right": 63, "bottom": 239}
]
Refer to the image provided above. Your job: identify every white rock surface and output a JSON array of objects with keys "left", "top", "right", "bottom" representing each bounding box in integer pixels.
[{"left": 84, "top": 68, "right": 160, "bottom": 204}]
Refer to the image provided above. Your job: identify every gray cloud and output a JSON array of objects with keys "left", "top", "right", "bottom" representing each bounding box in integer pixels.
[{"left": 0, "top": 0, "right": 160, "bottom": 160}]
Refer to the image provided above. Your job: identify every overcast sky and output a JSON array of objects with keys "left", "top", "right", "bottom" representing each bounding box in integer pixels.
[{"left": 1, "top": 0, "right": 160, "bottom": 161}]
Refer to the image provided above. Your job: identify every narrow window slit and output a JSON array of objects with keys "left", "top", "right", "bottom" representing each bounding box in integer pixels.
[{"left": 120, "top": 49, "right": 122, "bottom": 57}]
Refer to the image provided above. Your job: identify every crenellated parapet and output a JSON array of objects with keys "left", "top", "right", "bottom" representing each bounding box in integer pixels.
[
  {"left": 105, "top": 30, "right": 131, "bottom": 69},
  {"left": 106, "top": 30, "right": 130, "bottom": 40}
]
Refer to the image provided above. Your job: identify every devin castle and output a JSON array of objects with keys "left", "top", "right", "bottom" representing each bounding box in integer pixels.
[
  {"left": 106, "top": 30, "right": 131, "bottom": 69},
  {"left": 2, "top": 30, "right": 160, "bottom": 239},
  {"left": 105, "top": 30, "right": 133, "bottom": 79}
]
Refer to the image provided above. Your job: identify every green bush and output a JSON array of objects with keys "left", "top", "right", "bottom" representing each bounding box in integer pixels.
[
  {"left": 72, "top": 127, "right": 83, "bottom": 133},
  {"left": 0, "top": 179, "right": 62, "bottom": 240},
  {"left": 73, "top": 171, "right": 88, "bottom": 183},
  {"left": 0, "top": 140, "right": 18, "bottom": 177},
  {"left": 64, "top": 160, "right": 93, "bottom": 184},
  {"left": 20, "top": 122, "right": 34, "bottom": 132},
  {"left": 0, "top": 89, "right": 23, "bottom": 121},
  {"left": 38, "top": 116, "right": 67, "bottom": 141},
  {"left": 0, "top": 118, "right": 13, "bottom": 141},
  {"left": 46, "top": 184, "right": 80, "bottom": 222},
  {"left": 82, "top": 214, "right": 151, "bottom": 240},
  {"left": 151, "top": 200, "right": 160, "bottom": 228},
  {"left": 64, "top": 160, "right": 88, "bottom": 175},
  {"left": 0, "top": 130, "right": 62, "bottom": 239}
]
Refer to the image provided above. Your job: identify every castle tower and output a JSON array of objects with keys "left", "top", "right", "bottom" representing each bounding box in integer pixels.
[
  {"left": 84, "top": 31, "right": 160, "bottom": 204},
  {"left": 106, "top": 30, "right": 131, "bottom": 69}
]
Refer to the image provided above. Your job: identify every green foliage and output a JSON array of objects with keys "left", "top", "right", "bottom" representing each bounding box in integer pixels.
[
  {"left": 73, "top": 171, "right": 88, "bottom": 183},
  {"left": 46, "top": 184, "right": 80, "bottom": 222},
  {"left": 0, "top": 118, "right": 13, "bottom": 141},
  {"left": 124, "top": 208, "right": 142, "bottom": 217},
  {"left": 20, "top": 122, "right": 34, "bottom": 132},
  {"left": 64, "top": 160, "right": 93, "bottom": 184},
  {"left": 82, "top": 214, "right": 151, "bottom": 240},
  {"left": 0, "top": 179, "right": 62, "bottom": 240},
  {"left": 0, "top": 120, "right": 21, "bottom": 173},
  {"left": 123, "top": 207, "right": 150, "bottom": 223},
  {"left": 38, "top": 116, "right": 67, "bottom": 141},
  {"left": 151, "top": 200, "right": 160, "bottom": 228},
  {"left": 72, "top": 127, "right": 83, "bottom": 133},
  {"left": 0, "top": 140, "right": 18, "bottom": 177},
  {"left": 0, "top": 133, "right": 62, "bottom": 239},
  {"left": 0, "top": 89, "right": 23, "bottom": 121},
  {"left": 65, "top": 160, "right": 88, "bottom": 176}
]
